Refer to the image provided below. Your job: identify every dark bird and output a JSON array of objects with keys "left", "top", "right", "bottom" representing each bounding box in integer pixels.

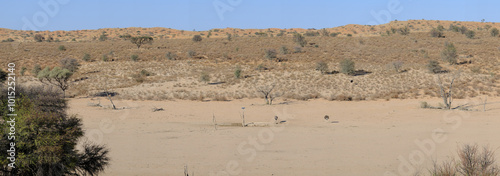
[
  {"left": 274, "top": 116, "right": 279, "bottom": 124},
  {"left": 324, "top": 115, "right": 329, "bottom": 121}
]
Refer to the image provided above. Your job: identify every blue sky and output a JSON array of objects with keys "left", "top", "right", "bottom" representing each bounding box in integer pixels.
[{"left": 0, "top": 0, "right": 498, "bottom": 31}]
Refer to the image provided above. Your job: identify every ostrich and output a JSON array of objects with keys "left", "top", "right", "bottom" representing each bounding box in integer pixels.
[
  {"left": 274, "top": 116, "right": 279, "bottom": 124},
  {"left": 324, "top": 115, "right": 329, "bottom": 121}
]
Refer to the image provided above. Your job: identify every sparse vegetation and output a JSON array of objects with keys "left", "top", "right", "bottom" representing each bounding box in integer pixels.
[
  {"left": 1, "top": 38, "right": 14, "bottom": 42},
  {"left": 58, "top": 45, "right": 67, "bottom": 51},
  {"left": 131, "top": 54, "right": 139, "bottom": 62},
  {"left": 234, "top": 66, "right": 242, "bottom": 79},
  {"left": 166, "top": 51, "right": 177, "bottom": 60},
  {"left": 188, "top": 50, "right": 196, "bottom": 58},
  {"left": 293, "top": 33, "right": 307, "bottom": 47},
  {"left": 192, "top": 35, "right": 202, "bottom": 42},
  {"left": 99, "top": 31, "right": 108, "bottom": 41},
  {"left": 20, "top": 66, "right": 27, "bottom": 76},
  {"left": 315, "top": 61, "right": 329, "bottom": 74},
  {"left": 130, "top": 36, "right": 154, "bottom": 49},
  {"left": 83, "top": 53, "right": 91, "bottom": 62},
  {"left": 398, "top": 26, "right": 410, "bottom": 35},
  {"left": 293, "top": 46, "right": 302, "bottom": 53},
  {"left": 32, "top": 64, "right": 42, "bottom": 76},
  {"left": 389, "top": 61, "right": 404, "bottom": 73},
  {"left": 59, "top": 58, "right": 80, "bottom": 72},
  {"left": 491, "top": 28, "right": 499, "bottom": 37},
  {"left": 339, "top": 59, "right": 355, "bottom": 75},
  {"left": 200, "top": 72, "right": 210, "bottom": 83},
  {"left": 427, "top": 60, "right": 443, "bottom": 74},
  {"left": 280, "top": 46, "right": 289, "bottom": 54},
  {"left": 34, "top": 34, "right": 44, "bottom": 42},
  {"left": 257, "top": 84, "right": 280, "bottom": 105},
  {"left": 430, "top": 28, "right": 444, "bottom": 38},
  {"left": 465, "top": 30, "right": 476, "bottom": 39},
  {"left": 265, "top": 49, "right": 277, "bottom": 60},
  {"left": 441, "top": 42, "right": 458, "bottom": 64},
  {"left": 429, "top": 144, "right": 499, "bottom": 176},
  {"left": 320, "top": 28, "right": 330, "bottom": 37},
  {"left": 102, "top": 54, "right": 109, "bottom": 62}
]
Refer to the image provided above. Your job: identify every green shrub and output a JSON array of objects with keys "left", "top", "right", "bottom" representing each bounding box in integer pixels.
[
  {"left": 227, "top": 33, "right": 232, "bottom": 41},
  {"left": 58, "top": 45, "right": 66, "bottom": 51},
  {"left": 347, "top": 34, "right": 353, "bottom": 37},
  {"left": 280, "top": 46, "right": 289, "bottom": 54},
  {"left": 465, "top": 30, "right": 475, "bottom": 39},
  {"left": 330, "top": 32, "right": 341, "bottom": 37},
  {"left": 83, "top": 53, "right": 91, "bottom": 62},
  {"left": 441, "top": 42, "right": 457, "bottom": 64},
  {"left": 460, "top": 26, "right": 468, "bottom": 34},
  {"left": 234, "top": 66, "right": 242, "bottom": 79},
  {"left": 200, "top": 72, "right": 210, "bottom": 83},
  {"left": 340, "top": 59, "right": 355, "bottom": 75},
  {"left": 99, "top": 32, "right": 108, "bottom": 41},
  {"left": 166, "top": 52, "right": 177, "bottom": 60},
  {"left": 436, "top": 25, "right": 445, "bottom": 31},
  {"left": 20, "top": 67, "right": 27, "bottom": 76},
  {"left": 34, "top": 34, "right": 44, "bottom": 42},
  {"left": 320, "top": 29, "right": 330, "bottom": 36},
  {"left": 140, "top": 69, "right": 151, "bottom": 76},
  {"left": 491, "top": 28, "right": 499, "bottom": 37},
  {"left": 315, "top": 61, "right": 329, "bottom": 74},
  {"left": 304, "top": 31, "right": 320, "bottom": 37},
  {"left": 130, "top": 36, "right": 153, "bottom": 49},
  {"left": 188, "top": 50, "right": 196, "bottom": 58},
  {"left": 0, "top": 86, "right": 110, "bottom": 175},
  {"left": 449, "top": 24, "right": 460, "bottom": 32},
  {"left": 32, "top": 64, "right": 42, "bottom": 76},
  {"left": 192, "top": 35, "right": 202, "bottom": 42},
  {"left": 102, "top": 54, "right": 109, "bottom": 62},
  {"left": 427, "top": 60, "right": 443, "bottom": 73},
  {"left": 293, "top": 33, "right": 307, "bottom": 47},
  {"left": 1, "top": 38, "right": 14, "bottom": 42},
  {"left": 398, "top": 26, "right": 410, "bottom": 35},
  {"left": 430, "top": 28, "right": 444, "bottom": 38},
  {"left": 131, "top": 55, "right": 139, "bottom": 62},
  {"left": 265, "top": 49, "right": 277, "bottom": 60},
  {"left": 59, "top": 58, "right": 80, "bottom": 72}
]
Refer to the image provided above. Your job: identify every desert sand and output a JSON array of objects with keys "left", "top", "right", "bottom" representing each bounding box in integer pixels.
[{"left": 68, "top": 97, "right": 500, "bottom": 176}]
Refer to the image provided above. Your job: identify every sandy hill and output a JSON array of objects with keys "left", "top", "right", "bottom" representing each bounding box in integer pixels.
[{"left": 1, "top": 20, "right": 499, "bottom": 42}]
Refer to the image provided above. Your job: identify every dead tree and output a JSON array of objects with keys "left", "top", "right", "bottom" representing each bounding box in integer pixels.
[
  {"left": 257, "top": 84, "right": 281, "bottom": 105},
  {"left": 436, "top": 71, "right": 460, "bottom": 109}
]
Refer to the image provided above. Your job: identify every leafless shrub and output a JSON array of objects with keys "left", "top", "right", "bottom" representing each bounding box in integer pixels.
[
  {"left": 429, "top": 160, "right": 458, "bottom": 176},
  {"left": 428, "top": 144, "right": 499, "bottom": 176},
  {"left": 257, "top": 84, "right": 281, "bottom": 105},
  {"left": 457, "top": 144, "right": 499, "bottom": 176},
  {"left": 389, "top": 61, "right": 404, "bottom": 73},
  {"left": 60, "top": 58, "right": 80, "bottom": 72}
]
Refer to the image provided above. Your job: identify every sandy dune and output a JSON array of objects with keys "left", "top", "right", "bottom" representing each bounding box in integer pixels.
[{"left": 68, "top": 97, "right": 500, "bottom": 176}]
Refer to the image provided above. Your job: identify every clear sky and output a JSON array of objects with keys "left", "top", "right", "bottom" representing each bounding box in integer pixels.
[{"left": 0, "top": 0, "right": 499, "bottom": 31}]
